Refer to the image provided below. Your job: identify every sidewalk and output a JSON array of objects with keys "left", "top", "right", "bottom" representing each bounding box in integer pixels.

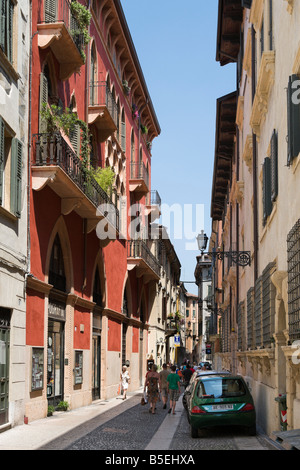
[
  {"left": 0, "top": 389, "right": 286, "bottom": 451},
  {"left": 0, "top": 389, "right": 143, "bottom": 450}
]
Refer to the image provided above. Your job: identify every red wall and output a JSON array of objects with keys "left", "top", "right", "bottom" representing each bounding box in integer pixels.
[
  {"left": 108, "top": 318, "right": 121, "bottom": 351},
  {"left": 73, "top": 306, "right": 91, "bottom": 350},
  {"left": 26, "top": 289, "right": 45, "bottom": 346},
  {"left": 132, "top": 327, "right": 139, "bottom": 353}
]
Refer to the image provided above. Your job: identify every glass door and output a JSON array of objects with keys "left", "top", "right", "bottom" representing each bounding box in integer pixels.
[
  {"left": 0, "top": 309, "right": 10, "bottom": 426},
  {"left": 92, "top": 335, "right": 101, "bottom": 400},
  {"left": 47, "top": 320, "right": 64, "bottom": 406}
]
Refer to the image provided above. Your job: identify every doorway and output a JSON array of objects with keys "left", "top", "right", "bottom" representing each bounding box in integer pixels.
[
  {"left": 0, "top": 308, "right": 10, "bottom": 426},
  {"left": 47, "top": 320, "right": 65, "bottom": 406},
  {"left": 92, "top": 334, "right": 101, "bottom": 400}
]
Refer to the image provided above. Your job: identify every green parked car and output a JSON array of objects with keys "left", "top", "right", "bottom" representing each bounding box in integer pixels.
[{"left": 186, "top": 373, "right": 256, "bottom": 438}]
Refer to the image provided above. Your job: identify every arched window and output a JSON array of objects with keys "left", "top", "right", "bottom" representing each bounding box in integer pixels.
[
  {"left": 131, "top": 131, "right": 135, "bottom": 163},
  {"left": 140, "top": 296, "right": 145, "bottom": 323},
  {"left": 116, "top": 98, "right": 120, "bottom": 142},
  {"left": 93, "top": 267, "right": 103, "bottom": 307},
  {"left": 123, "top": 289, "right": 129, "bottom": 317},
  {"left": 49, "top": 234, "right": 66, "bottom": 292},
  {"left": 121, "top": 108, "right": 126, "bottom": 152},
  {"left": 90, "top": 42, "right": 97, "bottom": 105},
  {"left": 130, "top": 131, "right": 135, "bottom": 179}
]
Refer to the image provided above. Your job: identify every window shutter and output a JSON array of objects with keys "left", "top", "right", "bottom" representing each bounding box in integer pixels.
[
  {"left": 287, "top": 75, "right": 300, "bottom": 165},
  {"left": 269, "top": 0, "right": 273, "bottom": 51},
  {"left": 45, "top": 0, "right": 57, "bottom": 23},
  {"left": 121, "top": 121, "right": 126, "bottom": 153},
  {"left": 260, "top": 18, "right": 264, "bottom": 57},
  {"left": 69, "top": 123, "right": 80, "bottom": 156},
  {"left": 39, "top": 72, "right": 49, "bottom": 133},
  {"left": 10, "top": 138, "right": 22, "bottom": 218},
  {"left": 6, "top": 0, "right": 13, "bottom": 63},
  {"left": 0, "top": 0, "right": 5, "bottom": 53},
  {"left": 270, "top": 129, "right": 278, "bottom": 202},
  {"left": 0, "top": 116, "right": 4, "bottom": 206},
  {"left": 263, "top": 157, "right": 272, "bottom": 225}
]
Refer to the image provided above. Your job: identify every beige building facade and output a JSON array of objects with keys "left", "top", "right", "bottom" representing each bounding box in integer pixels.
[
  {"left": 211, "top": 0, "right": 300, "bottom": 436},
  {"left": 0, "top": 0, "right": 30, "bottom": 428}
]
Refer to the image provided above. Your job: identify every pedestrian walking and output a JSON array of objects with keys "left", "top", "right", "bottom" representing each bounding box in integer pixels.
[
  {"left": 159, "top": 363, "right": 170, "bottom": 409},
  {"left": 120, "top": 365, "right": 130, "bottom": 400},
  {"left": 144, "top": 364, "right": 160, "bottom": 414},
  {"left": 182, "top": 363, "right": 194, "bottom": 389},
  {"left": 167, "top": 365, "right": 181, "bottom": 415}
]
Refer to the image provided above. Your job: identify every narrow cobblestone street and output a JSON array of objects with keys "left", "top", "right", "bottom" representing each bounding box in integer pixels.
[{"left": 35, "top": 393, "right": 277, "bottom": 452}]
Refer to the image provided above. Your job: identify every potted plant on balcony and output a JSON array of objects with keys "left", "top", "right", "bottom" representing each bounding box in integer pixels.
[
  {"left": 70, "top": 0, "right": 92, "bottom": 62},
  {"left": 122, "top": 80, "right": 131, "bottom": 97},
  {"left": 132, "top": 104, "right": 139, "bottom": 120},
  {"left": 89, "top": 166, "right": 115, "bottom": 195},
  {"left": 140, "top": 124, "right": 148, "bottom": 135}
]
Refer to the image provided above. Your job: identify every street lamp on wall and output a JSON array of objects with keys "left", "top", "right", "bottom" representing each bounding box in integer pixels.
[
  {"left": 196, "top": 231, "right": 251, "bottom": 267},
  {"left": 196, "top": 230, "right": 208, "bottom": 253}
]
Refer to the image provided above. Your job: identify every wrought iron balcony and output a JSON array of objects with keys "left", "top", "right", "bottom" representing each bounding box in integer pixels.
[
  {"left": 145, "top": 190, "right": 161, "bottom": 221},
  {"left": 37, "top": 0, "right": 85, "bottom": 80},
  {"left": 165, "top": 318, "right": 179, "bottom": 338},
  {"left": 129, "top": 162, "right": 149, "bottom": 199},
  {"left": 88, "top": 81, "right": 118, "bottom": 141},
  {"left": 32, "top": 132, "right": 119, "bottom": 240},
  {"left": 127, "top": 240, "right": 160, "bottom": 282}
]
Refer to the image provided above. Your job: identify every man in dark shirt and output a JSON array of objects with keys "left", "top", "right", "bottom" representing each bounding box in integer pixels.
[{"left": 182, "top": 364, "right": 194, "bottom": 388}]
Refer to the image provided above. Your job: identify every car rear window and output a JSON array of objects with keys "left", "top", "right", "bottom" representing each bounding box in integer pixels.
[{"left": 196, "top": 378, "right": 247, "bottom": 398}]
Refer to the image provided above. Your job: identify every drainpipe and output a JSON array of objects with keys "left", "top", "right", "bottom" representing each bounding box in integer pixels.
[
  {"left": 82, "top": 1, "right": 91, "bottom": 296},
  {"left": 82, "top": 218, "right": 87, "bottom": 294},
  {"left": 251, "top": 25, "right": 258, "bottom": 282},
  {"left": 26, "top": 0, "right": 38, "bottom": 290}
]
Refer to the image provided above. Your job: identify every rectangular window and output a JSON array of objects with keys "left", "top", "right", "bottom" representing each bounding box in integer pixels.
[
  {"left": 262, "top": 262, "right": 276, "bottom": 347},
  {"left": 247, "top": 287, "right": 255, "bottom": 350},
  {"left": 254, "top": 277, "right": 262, "bottom": 348},
  {"left": 74, "top": 350, "right": 83, "bottom": 385},
  {"left": 287, "top": 75, "right": 300, "bottom": 165},
  {"left": 0, "top": 116, "right": 22, "bottom": 217},
  {"left": 31, "top": 348, "right": 44, "bottom": 391},
  {"left": 262, "top": 157, "right": 272, "bottom": 226},
  {"left": 287, "top": 220, "right": 300, "bottom": 341}
]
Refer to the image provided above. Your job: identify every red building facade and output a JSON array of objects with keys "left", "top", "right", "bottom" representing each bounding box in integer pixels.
[{"left": 26, "top": 0, "right": 161, "bottom": 421}]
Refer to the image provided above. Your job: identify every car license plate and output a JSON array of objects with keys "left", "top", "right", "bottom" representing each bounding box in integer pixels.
[{"left": 211, "top": 404, "right": 234, "bottom": 411}]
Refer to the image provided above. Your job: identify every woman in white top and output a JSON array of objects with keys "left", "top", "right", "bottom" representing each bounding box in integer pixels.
[{"left": 120, "top": 365, "right": 130, "bottom": 400}]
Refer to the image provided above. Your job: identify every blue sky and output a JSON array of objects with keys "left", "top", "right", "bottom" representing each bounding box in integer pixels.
[{"left": 121, "top": 0, "right": 236, "bottom": 294}]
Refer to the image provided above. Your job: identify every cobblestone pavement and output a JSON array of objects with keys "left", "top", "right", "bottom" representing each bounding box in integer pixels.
[
  {"left": 169, "top": 407, "right": 276, "bottom": 451},
  {"left": 39, "top": 393, "right": 277, "bottom": 451},
  {"left": 65, "top": 395, "right": 170, "bottom": 450}
]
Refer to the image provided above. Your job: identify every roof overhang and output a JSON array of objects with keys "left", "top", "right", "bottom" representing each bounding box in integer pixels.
[
  {"left": 216, "top": 0, "right": 243, "bottom": 66},
  {"left": 211, "top": 92, "right": 237, "bottom": 221}
]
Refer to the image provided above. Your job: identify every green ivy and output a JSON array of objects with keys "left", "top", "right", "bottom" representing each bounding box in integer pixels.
[
  {"left": 40, "top": 103, "right": 90, "bottom": 170},
  {"left": 89, "top": 166, "right": 115, "bottom": 195},
  {"left": 70, "top": 0, "right": 92, "bottom": 61}
]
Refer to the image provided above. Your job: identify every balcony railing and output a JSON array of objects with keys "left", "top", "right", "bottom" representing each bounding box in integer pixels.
[
  {"left": 127, "top": 240, "right": 160, "bottom": 279},
  {"left": 146, "top": 190, "right": 161, "bottom": 207},
  {"left": 37, "top": 0, "right": 85, "bottom": 79},
  {"left": 145, "top": 190, "right": 161, "bottom": 221},
  {"left": 129, "top": 162, "right": 149, "bottom": 198},
  {"left": 32, "top": 132, "right": 119, "bottom": 232},
  {"left": 88, "top": 81, "right": 118, "bottom": 140},
  {"left": 38, "top": 0, "right": 83, "bottom": 50}
]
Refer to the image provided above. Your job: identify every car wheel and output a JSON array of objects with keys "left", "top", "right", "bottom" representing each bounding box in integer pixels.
[
  {"left": 248, "top": 425, "right": 256, "bottom": 436},
  {"left": 190, "top": 425, "right": 198, "bottom": 438}
]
